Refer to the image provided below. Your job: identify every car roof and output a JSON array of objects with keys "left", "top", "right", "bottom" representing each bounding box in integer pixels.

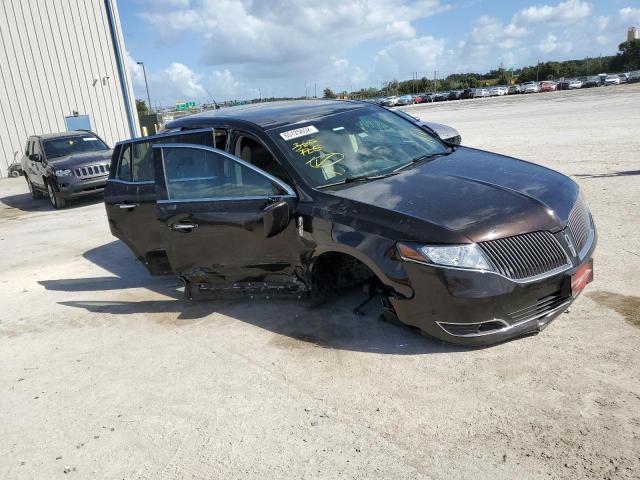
[
  {"left": 35, "top": 131, "right": 94, "bottom": 140},
  {"left": 166, "top": 99, "right": 368, "bottom": 131}
]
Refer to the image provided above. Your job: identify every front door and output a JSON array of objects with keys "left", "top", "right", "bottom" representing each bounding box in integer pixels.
[{"left": 152, "top": 143, "right": 306, "bottom": 293}]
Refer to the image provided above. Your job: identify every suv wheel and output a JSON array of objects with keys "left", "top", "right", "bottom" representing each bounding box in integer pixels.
[
  {"left": 46, "top": 180, "right": 66, "bottom": 209},
  {"left": 25, "top": 175, "right": 44, "bottom": 199}
]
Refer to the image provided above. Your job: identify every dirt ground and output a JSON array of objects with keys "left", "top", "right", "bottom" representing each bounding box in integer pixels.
[{"left": 1, "top": 84, "right": 639, "bottom": 480}]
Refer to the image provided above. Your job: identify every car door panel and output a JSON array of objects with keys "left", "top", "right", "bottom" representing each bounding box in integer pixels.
[
  {"left": 152, "top": 143, "right": 307, "bottom": 287},
  {"left": 105, "top": 128, "right": 216, "bottom": 274}
]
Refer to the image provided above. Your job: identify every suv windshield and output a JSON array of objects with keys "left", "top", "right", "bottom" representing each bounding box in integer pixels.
[
  {"left": 270, "top": 107, "right": 448, "bottom": 188},
  {"left": 43, "top": 134, "right": 109, "bottom": 160}
]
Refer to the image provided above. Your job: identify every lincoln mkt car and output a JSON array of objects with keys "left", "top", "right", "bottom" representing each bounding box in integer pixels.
[{"left": 104, "top": 100, "right": 596, "bottom": 346}]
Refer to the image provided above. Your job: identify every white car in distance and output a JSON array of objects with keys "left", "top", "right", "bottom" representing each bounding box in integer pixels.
[{"left": 604, "top": 74, "right": 621, "bottom": 86}]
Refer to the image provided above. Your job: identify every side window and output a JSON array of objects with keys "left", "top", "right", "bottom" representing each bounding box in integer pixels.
[
  {"left": 131, "top": 141, "right": 153, "bottom": 182},
  {"left": 126, "top": 129, "right": 221, "bottom": 183},
  {"left": 25, "top": 141, "right": 31, "bottom": 156},
  {"left": 233, "top": 135, "right": 291, "bottom": 182},
  {"left": 160, "top": 147, "right": 279, "bottom": 201},
  {"left": 116, "top": 145, "right": 132, "bottom": 181}
]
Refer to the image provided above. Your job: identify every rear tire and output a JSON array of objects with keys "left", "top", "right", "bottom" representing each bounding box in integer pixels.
[
  {"left": 25, "top": 175, "right": 44, "bottom": 199},
  {"left": 9, "top": 170, "right": 20, "bottom": 178},
  {"left": 46, "top": 180, "right": 66, "bottom": 209}
]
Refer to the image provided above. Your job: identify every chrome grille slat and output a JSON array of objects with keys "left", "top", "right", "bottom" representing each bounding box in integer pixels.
[
  {"left": 508, "top": 291, "right": 568, "bottom": 322},
  {"left": 479, "top": 231, "right": 569, "bottom": 281},
  {"left": 73, "top": 163, "right": 110, "bottom": 179},
  {"left": 567, "top": 194, "right": 591, "bottom": 253}
]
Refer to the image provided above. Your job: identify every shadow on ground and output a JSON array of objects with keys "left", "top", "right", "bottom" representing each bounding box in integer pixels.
[
  {"left": 38, "top": 240, "right": 471, "bottom": 355},
  {"left": 574, "top": 169, "right": 640, "bottom": 179},
  {"left": 0, "top": 190, "right": 104, "bottom": 212}
]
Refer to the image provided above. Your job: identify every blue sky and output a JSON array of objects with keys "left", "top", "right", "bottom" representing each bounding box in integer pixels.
[{"left": 119, "top": 0, "right": 640, "bottom": 105}]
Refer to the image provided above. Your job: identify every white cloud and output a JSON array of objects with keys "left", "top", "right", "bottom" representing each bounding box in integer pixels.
[
  {"left": 140, "top": 0, "right": 449, "bottom": 72},
  {"left": 513, "top": 0, "right": 591, "bottom": 26},
  {"left": 374, "top": 36, "right": 446, "bottom": 79},
  {"left": 619, "top": 7, "right": 640, "bottom": 23}
]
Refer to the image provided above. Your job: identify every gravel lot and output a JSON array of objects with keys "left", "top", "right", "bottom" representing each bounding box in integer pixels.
[{"left": 1, "top": 84, "right": 639, "bottom": 480}]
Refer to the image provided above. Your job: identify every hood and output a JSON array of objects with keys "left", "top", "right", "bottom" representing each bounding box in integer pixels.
[
  {"left": 49, "top": 149, "right": 113, "bottom": 168},
  {"left": 329, "top": 147, "right": 578, "bottom": 243}
]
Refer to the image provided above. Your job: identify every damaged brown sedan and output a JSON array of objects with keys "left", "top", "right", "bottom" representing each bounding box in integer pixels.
[{"left": 104, "top": 100, "right": 596, "bottom": 346}]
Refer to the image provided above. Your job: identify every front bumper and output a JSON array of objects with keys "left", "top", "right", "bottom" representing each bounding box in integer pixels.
[
  {"left": 53, "top": 175, "right": 108, "bottom": 199},
  {"left": 389, "top": 233, "right": 596, "bottom": 347}
]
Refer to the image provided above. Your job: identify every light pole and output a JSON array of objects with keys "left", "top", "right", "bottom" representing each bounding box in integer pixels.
[{"left": 137, "top": 61, "right": 152, "bottom": 113}]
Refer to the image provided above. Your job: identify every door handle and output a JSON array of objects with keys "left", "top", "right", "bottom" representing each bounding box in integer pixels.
[
  {"left": 117, "top": 203, "right": 138, "bottom": 209},
  {"left": 170, "top": 222, "right": 198, "bottom": 231}
]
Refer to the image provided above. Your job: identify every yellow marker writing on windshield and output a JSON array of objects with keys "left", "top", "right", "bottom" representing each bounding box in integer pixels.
[
  {"left": 306, "top": 152, "right": 344, "bottom": 169},
  {"left": 292, "top": 139, "right": 322, "bottom": 156}
]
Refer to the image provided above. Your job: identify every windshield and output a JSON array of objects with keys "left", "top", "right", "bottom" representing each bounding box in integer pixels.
[
  {"left": 43, "top": 135, "right": 109, "bottom": 160},
  {"left": 270, "top": 107, "right": 448, "bottom": 188}
]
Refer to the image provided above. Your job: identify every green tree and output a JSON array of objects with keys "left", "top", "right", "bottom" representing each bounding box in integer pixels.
[
  {"left": 613, "top": 40, "right": 640, "bottom": 71},
  {"left": 136, "top": 99, "right": 149, "bottom": 117},
  {"left": 322, "top": 88, "right": 337, "bottom": 99}
]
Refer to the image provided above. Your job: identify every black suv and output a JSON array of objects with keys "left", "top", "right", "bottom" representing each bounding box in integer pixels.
[
  {"left": 21, "top": 131, "right": 112, "bottom": 208},
  {"left": 104, "top": 100, "right": 595, "bottom": 346}
]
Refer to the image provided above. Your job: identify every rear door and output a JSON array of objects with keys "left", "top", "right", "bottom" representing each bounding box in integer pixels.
[
  {"left": 105, "top": 128, "right": 220, "bottom": 274},
  {"left": 152, "top": 143, "right": 305, "bottom": 292}
]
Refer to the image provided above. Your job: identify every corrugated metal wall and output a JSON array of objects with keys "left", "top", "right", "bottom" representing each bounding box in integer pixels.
[{"left": 0, "top": 0, "right": 138, "bottom": 177}]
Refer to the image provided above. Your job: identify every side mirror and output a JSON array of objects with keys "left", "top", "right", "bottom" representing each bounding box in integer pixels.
[
  {"left": 29, "top": 153, "right": 41, "bottom": 162},
  {"left": 263, "top": 200, "right": 290, "bottom": 238}
]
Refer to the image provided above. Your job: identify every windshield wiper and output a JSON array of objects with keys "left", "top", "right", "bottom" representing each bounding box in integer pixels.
[
  {"left": 392, "top": 152, "right": 449, "bottom": 173},
  {"left": 316, "top": 152, "right": 451, "bottom": 190},
  {"left": 316, "top": 171, "right": 399, "bottom": 189}
]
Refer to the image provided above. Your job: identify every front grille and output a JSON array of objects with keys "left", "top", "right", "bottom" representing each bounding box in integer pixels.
[
  {"left": 478, "top": 231, "right": 569, "bottom": 280},
  {"left": 508, "top": 291, "right": 569, "bottom": 323},
  {"left": 74, "top": 164, "right": 109, "bottom": 179},
  {"left": 567, "top": 194, "right": 591, "bottom": 254}
]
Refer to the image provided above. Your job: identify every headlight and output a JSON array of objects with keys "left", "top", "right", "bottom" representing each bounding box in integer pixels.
[
  {"left": 398, "top": 243, "right": 493, "bottom": 271},
  {"left": 54, "top": 169, "right": 72, "bottom": 177}
]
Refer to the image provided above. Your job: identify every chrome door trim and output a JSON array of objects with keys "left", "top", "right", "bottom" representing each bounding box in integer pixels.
[{"left": 152, "top": 143, "right": 297, "bottom": 198}]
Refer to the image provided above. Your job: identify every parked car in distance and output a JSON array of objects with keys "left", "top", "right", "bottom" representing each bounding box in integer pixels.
[
  {"left": 104, "top": 100, "right": 595, "bottom": 346},
  {"left": 461, "top": 88, "right": 476, "bottom": 99},
  {"left": 539, "top": 81, "right": 557, "bottom": 92},
  {"left": 627, "top": 71, "right": 640, "bottom": 83},
  {"left": 582, "top": 76, "right": 601, "bottom": 88},
  {"left": 432, "top": 91, "right": 448, "bottom": 102},
  {"left": 507, "top": 84, "right": 521, "bottom": 94},
  {"left": 522, "top": 82, "right": 539, "bottom": 93},
  {"left": 568, "top": 79, "right": 583, "bottom": 89},
  {"left": 389, "top": 109, "right": 462, "bottom": 145},
  {"left": 604, "top": 74, "right": 621, "bottom": 86},
  {"left": 7, "top": 161, "right": 22, "bottom": 177},
  {"left": 21, "top": 131, "right": 112, "bottom": 208},
  {"left": 395, "top": 94, "right": 414, "bottom": 106},
  {"left": 381, "top": 96, "right": 399, "bottom": 106},
  {"left": 413, "top": 95, "right": 424, "bottom": 104},
  {"left": 490, "top": 86, "right": 508, "bottom": 96},
  {"left": 474, "top": 88, "right": 490, "bottom": 97}
]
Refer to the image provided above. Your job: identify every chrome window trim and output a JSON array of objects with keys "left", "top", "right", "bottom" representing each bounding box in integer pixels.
[
  {"left": 107, "top": 179, "right": 155, "bottom": 185},
  {"left": 114, "top": 127, "right": 216, "bottom": 146},
  {"left": 157, "top": 194, "right": 296, "bottom": 204},
  {"left": 153, "top": 143, "right": 297, "bottom": 200}
]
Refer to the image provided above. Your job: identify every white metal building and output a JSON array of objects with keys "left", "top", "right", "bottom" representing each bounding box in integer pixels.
[{"left": 0, "top": 0, "right": 139, "bottom": 177}]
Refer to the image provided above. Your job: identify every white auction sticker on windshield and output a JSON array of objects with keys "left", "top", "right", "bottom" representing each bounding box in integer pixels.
[
  {"left": 279, "top": 125, "right": 318, "bottom": 141},
  {"left": 82, "top": 137, "right": 98, "bottom": 141}
]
